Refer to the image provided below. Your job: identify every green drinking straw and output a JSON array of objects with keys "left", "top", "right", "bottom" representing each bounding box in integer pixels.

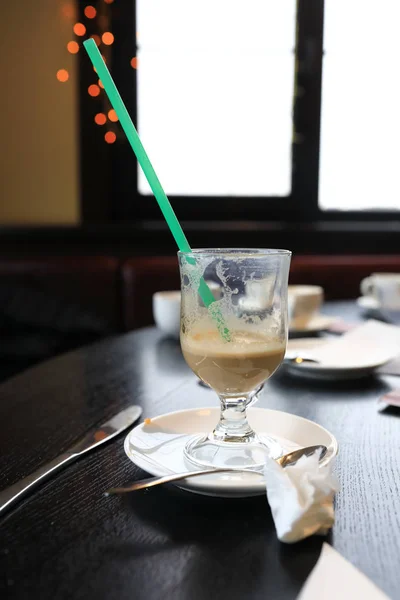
[{"left": 83, "top": 39, "right": 230, "bottom": 341}]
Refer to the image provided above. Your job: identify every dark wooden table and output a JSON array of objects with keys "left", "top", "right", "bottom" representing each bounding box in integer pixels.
[{"left": 1, "top": 302, "right": 399, "bottom": 599}]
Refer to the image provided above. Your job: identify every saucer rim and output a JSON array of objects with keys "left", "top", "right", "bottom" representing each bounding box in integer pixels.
[
  {"left": 285, "top": 337, "right": 387, "bottom": 379},
  {"left": 289, "top": 314, "right": 339, "bottom": 334}
]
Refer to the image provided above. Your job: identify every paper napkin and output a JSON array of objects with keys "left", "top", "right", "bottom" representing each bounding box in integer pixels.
[
  {"left": 264, "top": 451, "right": 338, "bottom": 544},
  {"left": 297, "top": 543, "right": 390, "bottom": 600},
  {"left": 303, "top": 320, "right": 400, "bottom": 369}
]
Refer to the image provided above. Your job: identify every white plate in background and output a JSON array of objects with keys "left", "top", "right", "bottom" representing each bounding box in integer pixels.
[
  {"left": 289, "top": 315, "right": 339, "bottom": 335},
  {"left": 357, "top": 296, "right": 380, "bottom": 316},
  {"left": 284, "top": 337, "right": 387, "bottom": 380}
]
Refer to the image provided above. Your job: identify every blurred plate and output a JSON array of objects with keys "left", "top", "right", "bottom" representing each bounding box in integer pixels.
[
  {"left": 357, "top": 296, "right": 380, "bottom": 316},
  {"left": 284, "top": 338, "right": 386, "bottom": 380},
  {"left": 357, "top": 296, "right": 400, "bottom": 324},
  {"left": 289, "top": 315, "right": 339, "bottom": 335}
]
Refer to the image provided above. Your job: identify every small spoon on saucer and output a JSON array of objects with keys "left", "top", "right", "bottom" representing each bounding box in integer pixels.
[
  {"left": 284, "top": 355, "right": 320, "bottom": 365},
  {"left": 106, "top": 444, "right": 327, "bottom": 494}
]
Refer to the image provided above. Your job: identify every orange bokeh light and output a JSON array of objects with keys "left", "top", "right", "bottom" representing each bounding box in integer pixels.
[
  {"left": 57, "top": 69, "right": 69, "bottom": 82},
  {"left": 95, "top": 113, "right": 107, "bottom": 125},
  {"left": 108, "top": 109, "right": 118, "bottom": 122},
  {"left": 84, "top": 6, "right": 97, "bottom": 19},
  {"left": 102, "top": 32, "right": 114, "bottom": 45},
  {"left": 104, "top": 0, "right": 114, "bottom": 4},
  {"left": 105, "top": 131, "right": 116, "bottom": 144},
  {"left": 88, "top": 84, "right": 101, "bottom": 97},
  {"left": 73, "top": 23, "right": 86, "bottom": 36},
  {"left": 67, "top": 41, "right": 79, "bottom": 54},
  {"left": 98, "top": 79, "right": 104, "bottom": 89},
  {"left": 130, "top": 57, "right": 138, "bottom": 69}
]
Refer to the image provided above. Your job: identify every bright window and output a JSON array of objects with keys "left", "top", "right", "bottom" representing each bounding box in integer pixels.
[
  {"left": 137, "top": 0, "right": 296, "bottom": 196},
  {"left": 319, "top": 0, "right": 400, "bottom": 211}
]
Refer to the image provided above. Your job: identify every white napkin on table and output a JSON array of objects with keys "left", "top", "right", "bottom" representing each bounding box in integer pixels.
[
  {"left": 302, "top": 320, "right": 400, "bottom": 369},
  {"left": 264, "top": 452, "right": 338, "bottom": 544},
  {"left": 297, "top": 543, "right": 390, "bottom": 599}
]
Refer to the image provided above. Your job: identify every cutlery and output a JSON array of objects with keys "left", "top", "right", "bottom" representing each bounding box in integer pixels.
[
  {"left": 106, "top": 444, "right": 327, "bottom": 494},
  {"left": 284, "top": 355, "right": 320, "bottom": 364},
  {"left": 0, "top": 404, "right": 142, "bottom": 516}
]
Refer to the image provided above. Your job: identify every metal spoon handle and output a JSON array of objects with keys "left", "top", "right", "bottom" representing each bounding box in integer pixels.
[
  {"left": 106, "top": 467, "right": 261, "bottom": 493},
  {"left": 106, "top": 445, "right": 327, "bottom": 494}
]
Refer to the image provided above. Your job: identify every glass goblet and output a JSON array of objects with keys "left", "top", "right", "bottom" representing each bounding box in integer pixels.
[{"left": 179, "top": 248, "right": 291, "bottom": 470}]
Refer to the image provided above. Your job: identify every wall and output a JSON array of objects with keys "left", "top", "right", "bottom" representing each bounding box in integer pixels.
[{"left": 0, "top": 1, "right": 80, "bottom": 225}]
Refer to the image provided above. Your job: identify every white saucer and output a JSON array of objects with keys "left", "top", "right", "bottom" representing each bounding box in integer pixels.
[
  {"left": 357, "top": 296, "right": 400, "bottom": 325},
  {"left": 357, "top": 296, "right": 380, "bottom": 316},
  {"left": 285, "top": 338, "right": 385, "bottom": 380},
  {"left": 124, "top": 407, "right": 338, "bottom": 498},
  {"left": 289, "top": 315, "right": 339, "bottom": 335}
]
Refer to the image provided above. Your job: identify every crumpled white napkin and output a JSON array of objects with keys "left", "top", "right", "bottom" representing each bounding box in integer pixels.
[{"left": 264, "top": 451, "right": 338, "bottom": 543}]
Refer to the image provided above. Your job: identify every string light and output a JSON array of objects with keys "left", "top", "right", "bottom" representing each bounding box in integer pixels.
[
  {"left": 102, "top": 32, "right": 114, "bottom": 45},
  {"left": 105, "top": 131, "right": 116, "bottom": 144},
  {"left": 95, "top": 113, "right": 107, "bottom": 125},
  {"left": 57, "top": 69, "right": 69, "bottom": 82},
  {"left": 88, "top": 84, "right": 101, "bottom": 97},
  {"left": 67, "top": 41, "right": 79, "bottom": 54},
  {"left": 84, "top": 6, "right": 97, "bottom": 19},
  {"left": 59, "top": 1, "right": 123, "bottom": 140},
  {"left": 130, "top": 57, "right": 138, "bottom": 69},
  {"left": 73, "top": 23, "right": 86, "bottom": 36}
]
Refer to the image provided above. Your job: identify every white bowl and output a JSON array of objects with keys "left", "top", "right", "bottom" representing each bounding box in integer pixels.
[{"left": 152, "top": 291, "right": 181, "bottom": 338}]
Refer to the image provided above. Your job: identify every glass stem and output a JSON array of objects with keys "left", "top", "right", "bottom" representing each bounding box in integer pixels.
[{"left": 211, "top": 394, "right": 256, "bottom": 443}]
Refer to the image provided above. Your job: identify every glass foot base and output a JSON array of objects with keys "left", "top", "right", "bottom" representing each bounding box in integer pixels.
[{"left": 183, "top": 433, "right": 283, "bottom": 470}]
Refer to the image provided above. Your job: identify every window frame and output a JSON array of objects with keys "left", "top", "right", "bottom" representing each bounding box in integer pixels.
[{"left": 78, "top": 0, "right": 400, "bottom": 224}]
